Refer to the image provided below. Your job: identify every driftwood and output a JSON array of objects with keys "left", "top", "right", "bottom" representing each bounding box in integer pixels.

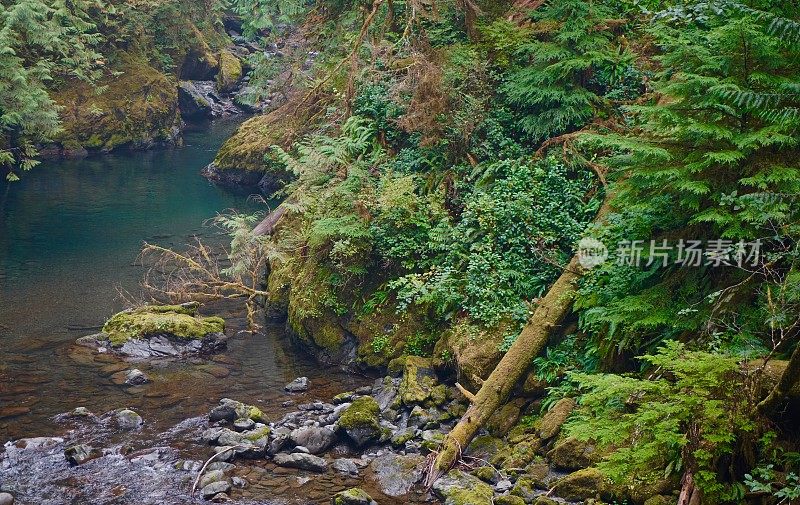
[{"left": 253, "top": 203, "right": 291, "bottom": 236}]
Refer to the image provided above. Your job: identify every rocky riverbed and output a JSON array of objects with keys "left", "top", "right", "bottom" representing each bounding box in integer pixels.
[{"left": 1, "top": 341, "right": 661, "bottom": 505}]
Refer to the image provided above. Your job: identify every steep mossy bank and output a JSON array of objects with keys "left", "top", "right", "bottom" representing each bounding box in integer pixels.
[{"left": 43, "top": 0, "right": 245, "bottom": 157}]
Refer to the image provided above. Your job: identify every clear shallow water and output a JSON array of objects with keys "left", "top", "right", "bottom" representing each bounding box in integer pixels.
[{"left": 0, "top": 119, "right": 368, "bottom": 442}]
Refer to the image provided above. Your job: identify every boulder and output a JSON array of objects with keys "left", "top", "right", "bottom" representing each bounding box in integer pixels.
[
  {"left": 551, "top": 467, "right": 613, "bottom": 502},
  {"left": 0, "top": 493, "right": 13, "bottom": 505},
  {"left": 331, "top": 488, "right": 377, "bottom": 505},
  {"left": 216, "top": 51, "right": 243, "bottom": 92},
  {"left": 399, "top": 357, "right": 438, "bottom": 406},
  {"left": 64, "top": 444, "right": 94, "bottom": 465},
  {"left": 178, "top": 81, "right": 214, "bottom": 120},
  {"left": 432, "top": 469, "right": 494, "bottom": 505},
  {"left": 80, "top": 304, "right": 227, "bottom": 359},
  {"left": 368, "top": 453, "right": 426, "bottom": 497},
  {"left": 538, "top": 398, "right": 575, "bottom": 440},
  {"left": 273, "top": 453, "right": 328, "bottom": 473},
  {"left": 290, "top": 426, "right": 336, "bottom": 454},
  {"left": 285, "top": 377, "right": 310, "bottom": 392},
  {"left": 201, "top": 480, "right": 231, "bottom": 499},
  {"left": 495, "top": 496, "right": 526, "bottom": 505},
  {"left": 332, "top": 458, "right": 359, "bottom": 476},
  {"left": 125, "top": 369, "right": 149, "bottom": 386},
  {"left": 338, "top": 396, "right": 381, "bottom": 447},
  {"left": 116, "top": 409, "right": 143, "bottom": 430},
  {"left": 548, "top": 436, "right": 596, "bottom": 470}
]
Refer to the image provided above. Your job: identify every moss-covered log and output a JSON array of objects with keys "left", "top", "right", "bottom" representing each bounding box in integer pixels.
[
  {"left": 429, "top": 197, "right": 611, "bottom": 481},
  {"left": 758, "top": 344, "right": 800, "bottom": 415}
]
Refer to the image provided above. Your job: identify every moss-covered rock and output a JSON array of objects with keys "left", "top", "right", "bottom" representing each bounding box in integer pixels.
[
  {"left": 551, "top": 468, "right": 616, "bottom": 502},
  {"left": 216, "top": 50, "right": 243, "bottom": 92},
  {"left": 486, "top": 399, "right": 524, "bottom": 437},
  {"left": 54, "top": 54, "right": 181, "bottom": 153},
  {"left": 432, "top": 470, "right": 494, "bottom": 505},
  {"left": 490, "top": 434, "right": 542, "bottom": 471},
  {"left": 643, "top": 495, "right": 674, "bottom": 505},
  {"left": 432, "top": 318, "right": 511, "bottom": 391},
  {"left": 538, "top": 398, "right": 575, "bottom": 440},
  {"left": 548, "top": 436, "right": 596, "bottom": 470},
  {"left": 338, "top": 396, "right": 381, "bottom": 447},
  {"left": 399, "top": 356, "right": 438, "bottom": 406},
  {"left": 331, "top": 488, "right": 377, "bottom": 505},
  {"left": 495, "top": 496, "right": 526, "bottom": 505},
  {"left": 101, "top": 304, "right": 224, "bottom": 347}
]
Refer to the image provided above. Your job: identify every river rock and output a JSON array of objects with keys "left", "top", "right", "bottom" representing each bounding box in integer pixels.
[
  {"left": 201, "top": 480, "right": 232, "bottom": 499},
  {"left": 331, "top": 488, "right": 377, "bottom": 505},
  {"left": 332, "top": 458, "right": 359, "bottom": 476},
  {"left": 79, "top": 304, "right": 227, "bottom": 359},
  {"left": 432, "top": 469, "right": 494, "bottom": 505},
  {"left": 0, "top": 493, "right": 12, "bottom": 505},
  {"left": 290, "top": 426, "right": 336, "bottom": 455},
  {"left": 198, "top": 470, "right": 226, "bottom": 489},
  {"left": 64, "top": 444, "right": 94, "bottom": 466},
  {"left": 285, "top": 377, "right": 309, "bottom": 392},
  {"left": 273, "top": 453, "right": 328, "bottom": 472},
  {"left": 125, "top": 369, "right": 149, "bottom": 386},
  {"left": 233, "top": 418, "right": 255, "bottom": 432},
  {"left": 539, "top": 398, "right": 575, "bottom": 440},
  {"left": 368, "top": 453, "right": 425, "bottom": 497},
  {"left": 115, "top": 409, "right": 143, "bottom": 430},
  {"left": 338, "top": 396, "right": 381, "bottom": 448}
]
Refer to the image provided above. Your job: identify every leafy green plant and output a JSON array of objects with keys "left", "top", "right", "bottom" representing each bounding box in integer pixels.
[{"left": 566, "top": 341, "right": 751, "bottom": 501}]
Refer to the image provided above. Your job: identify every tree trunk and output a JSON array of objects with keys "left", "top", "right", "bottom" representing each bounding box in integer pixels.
[
  {"left": 428, "top": 197, "right": 611, "bottom": 481},
  {"left": 758, "top": 343, "right": 800, "bottom": 415}
]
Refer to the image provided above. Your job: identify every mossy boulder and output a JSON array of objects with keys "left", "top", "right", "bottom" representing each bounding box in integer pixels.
[
  {"left": 102, "top": 304, "right": 224, "bottom": 347},
  {"left": 433, "top": 319, "right": 511, "bottom": 391},
  {"left": 399, "top": 356, "right": 438, "bottom": 406},
  {"left": 338, "top": 396, "right": 381, "bottom": 447},
  {"left": 490, "top": 434, "right": 542, "bottom": 471},
  {"left": 331, "top": 488, "right": 377, "bottom": 505},
  {"left": 432, "top": 469, "right": 494, "bottom": 505},
  {"left": 486, "top": 399, "right": 525, "bottom": 437},
  {"left": 548, "top": 436, "right": 596, "bottom": 471},
  {"left": 538, "top": 398, "right": 575, "bottom": 440},
  {"left": 495, "top": 496, "right": 526, "bottom": 505},
  {"left": 643, "top": 496, "right": 674, "bottom": 505},
  {"left": 216, "top": 51, "right": 243, "bottom": 92},
  {"left": 551, "top": 468, "right": 617, "bottom": 502}
]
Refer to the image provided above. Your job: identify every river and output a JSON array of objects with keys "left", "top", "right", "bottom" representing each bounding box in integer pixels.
[{"left": 0, "top": 119, "right": 367, "bottom": 442}]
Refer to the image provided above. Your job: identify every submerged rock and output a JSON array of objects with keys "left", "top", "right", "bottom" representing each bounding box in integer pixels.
[
  {"left": 331, "top": 488, "right": 377, "bottom": 505},
  {"left": 285, "top": 377, "right": 309, "bottom": 392},
  {"left": 116, "top": 409, "right": 143, "bottom": 430},
  {"left": 273, "top": 452, "right": 328, "bottom": 472}
]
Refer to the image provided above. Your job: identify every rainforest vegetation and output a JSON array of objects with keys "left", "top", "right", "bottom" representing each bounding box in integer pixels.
[{"left": 3, "top": 0, "right": 800, "bottom": 503}]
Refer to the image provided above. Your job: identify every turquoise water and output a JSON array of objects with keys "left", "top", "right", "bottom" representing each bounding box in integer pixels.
[
  {"left": 0, "top": 120, "right": 366, "bottom": 441},
  {"left": 0, "top": 119, "right": 257, "bottom": 335}
]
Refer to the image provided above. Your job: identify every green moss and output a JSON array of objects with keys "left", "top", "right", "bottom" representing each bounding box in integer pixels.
[
  {"left": 332, "top": 488, "right": 375, "bottom": 505},
  {"left": 248, "top": 406, "right": 267, "bottom": 424},
  {"left": 494, "top": 496, "right": 526, "bottom": 505},
  {"left": 244, "top": 425, "right": 271, "bottom": 442},
  {"left": 54, "top": 53, "right": 179, "bottom": 152},
  {"left": 216, "top": 51, "right": 242, "bottom": 92},
  {"left": 399, "top": 356, "right": 437, "bottom": 406},
  {"left": 338, "top": 396, "right": 380, "bottom": 430},
  {"left": 436, "top": 470, "right": 494, "bottom": 505},
  {"left": 101, "top": 305, "right": 224, "bottom": 346}
]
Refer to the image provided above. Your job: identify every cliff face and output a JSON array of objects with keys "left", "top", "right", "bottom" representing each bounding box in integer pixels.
[{"left": 47, "top": 0, "right": 243, "bottom": 156}]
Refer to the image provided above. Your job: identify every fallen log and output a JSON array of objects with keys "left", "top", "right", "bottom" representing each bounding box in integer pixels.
[{"left": 428, "top": 197, "right": 611, "bottom": 482}]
